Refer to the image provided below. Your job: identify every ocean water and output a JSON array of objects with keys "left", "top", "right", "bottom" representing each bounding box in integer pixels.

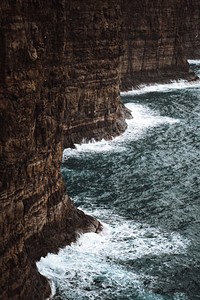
[{"left": 37, "top": 61, "right": 200, "bottom": 300}]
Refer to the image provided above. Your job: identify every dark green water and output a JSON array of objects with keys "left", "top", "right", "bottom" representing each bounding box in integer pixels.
[{"left": 37, "top": 63, "right": 200, "bottom": 300}]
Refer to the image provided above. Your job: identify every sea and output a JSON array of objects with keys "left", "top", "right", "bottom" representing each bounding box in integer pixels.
[{"left": 37, "top": 60, "right": 200, "bottom": 300}]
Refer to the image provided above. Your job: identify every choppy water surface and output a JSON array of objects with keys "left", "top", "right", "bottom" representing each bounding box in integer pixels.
[{"left": 37, "top": 62, "right": 200, "bottom": 300}]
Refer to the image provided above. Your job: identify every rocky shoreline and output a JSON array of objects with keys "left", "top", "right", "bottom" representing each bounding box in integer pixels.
[{"left": 0, "top": 0, "right": 200, "bottom": 299}]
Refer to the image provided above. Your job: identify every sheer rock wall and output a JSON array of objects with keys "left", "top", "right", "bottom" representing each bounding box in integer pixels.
[
  {"left": 0, "top": 1, "right": 119, "bottom": 299},
  {"left": 182, "top": 0, "right": 200, "bottom": 59},
  {"left": 0, "top": 0, "right": 198, "bottom": 299},
  {"left": 120, "top": 0, "right": 196, "bottom": 90},
  {"left": 62, "top": 1, "right": 127, "bottom": 147}
]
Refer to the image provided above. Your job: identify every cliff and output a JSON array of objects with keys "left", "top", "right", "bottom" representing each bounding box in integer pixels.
[
  {"left": 182, "top": 0, "right": 200, "bottom": 59},
  {"left": 0, "top": 1, "right": 112, "bottom": 299},
  {"left": 0, "top": 1, "right": 198, "bottom": 299},
  {"left": 62, "top": 1, "right": 128, "bottom": 147},
  {"left": 120, "top": 0, "right": 196, "bottom": 90}
]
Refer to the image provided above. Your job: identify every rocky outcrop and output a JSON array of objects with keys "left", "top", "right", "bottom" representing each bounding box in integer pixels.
[{"left": 120, "top": 0, "right": 196, "bottom": 90}]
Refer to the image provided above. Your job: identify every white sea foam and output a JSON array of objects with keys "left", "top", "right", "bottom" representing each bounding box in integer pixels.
[
  {"left": 121, "top": 79, "right": 200, "bottom": 96},
  {"left": 113, "top": 103, "right": 179, "bottom": 145},
  {"left": 188, "top": 59, "right": 200, "bottom": 65},
  {"left": 120, "top": 59, "right": 200, "bottom": 97},
  {"left": 37, "top": 209, "right": 189, "bottom": 300},
  {"left": 62, "top": 138, "right": 124, "bottom": 160},
  {"left": 63, "top": 103, "right": 179, "bottom": 161},
  {"left": 69, "top": 220, "right": 188, "bottom": 262},
  {"left": 74, "top": 138, "right": 112, "bottom": 152},
  {"left": 63, "top": 58, "right": 200, "bottom": 160}
]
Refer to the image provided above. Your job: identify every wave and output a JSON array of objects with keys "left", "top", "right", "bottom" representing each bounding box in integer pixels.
[
  {"left": 121, "top": 59, "right": 200, "bottom": 97},
  {"left": 188, "top": 59, "right": 200, "bottom": 65},
  {"left": 37, "top": 208, "right": 189, "bottom": 300},
  {"left": 120, "top": 79, "right": 200, "bottom": 96},
  {"left": 119, "top": 103, "right": 179, "bottom": 141},
  {"left": 62, "top": 138, "right": 126, "bottom": 160},
  {"left": 63, "top": 103, "right": 179, "bottom": 161}
]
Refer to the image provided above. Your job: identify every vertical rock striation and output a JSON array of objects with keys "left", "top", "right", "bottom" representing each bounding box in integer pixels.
[
  {"left": 0, "top": 0, "right": 198, "bottom": 299},
  {"left": 0, "top": 1, "right": 107, "bottom": 299},
  {"left": 182, "top": 0, "right": 200, "bottom": 59},
  {"left": 120, "top": 0, "right": 196, "bottom": 90},
  {"left": 62, "top": 1, "right": 127, "bottom": 147}
]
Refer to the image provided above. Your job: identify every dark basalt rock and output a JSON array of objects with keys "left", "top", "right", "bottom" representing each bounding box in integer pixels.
[
  {"left": 120, "top": 0, "right": 198, "bottom": 91},
  {"left": 182, "top": 0, "right": 200, "bottom": 59},
  {"left": 61, "top": 0, "right": 126, "bottom": 147},
  {"left": 0, "top": 1, "right": 105, "bottom": 299},
  {"left": 0, "top": 0, "right": 199, "bottom": 299}
]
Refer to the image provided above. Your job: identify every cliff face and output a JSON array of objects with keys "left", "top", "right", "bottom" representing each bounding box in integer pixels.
[
  {"left": 62, "top": 1, "right": 127, "bottom": 147},
  {"left": 0, "top": 1, "right": 197, "bottom": 299},
  {"left": 0, "top": 1, "right": 114, "bottom": 299},
  {"left": 121, "top": 0, "right": 195, "bottom": 90},
  {"left": 182, "top": 0, "right": 200, "bottom": 59}
]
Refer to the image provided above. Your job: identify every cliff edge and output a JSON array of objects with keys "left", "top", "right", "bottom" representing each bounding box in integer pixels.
[
  {"left": 0, "top": 1, "right": 109, "bottom": 299},
  {"left": 0, "top": 0, "right": 199, "bottom": 299}
]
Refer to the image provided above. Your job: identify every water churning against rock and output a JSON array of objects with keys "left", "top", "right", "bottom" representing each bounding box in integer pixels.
[{"left": 37, "top": 61, "right": 200, "bottom": 300}]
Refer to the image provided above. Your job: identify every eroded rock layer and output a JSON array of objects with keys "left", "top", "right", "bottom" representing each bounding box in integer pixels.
[
  {"left": 62, "top": 1, "right": 127, "bottom": 147},
  {"left": 0, "top": 0, "right": 198, "bottom": 299},
  {"left": 182, "top": 0, "right": 200, "bottom": 59},
  {"left": 120, "top": 0, "right": 195, "bottom": 90},
  {"left": 0, "top": 1, "right": 115, "bottom": 299}
]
